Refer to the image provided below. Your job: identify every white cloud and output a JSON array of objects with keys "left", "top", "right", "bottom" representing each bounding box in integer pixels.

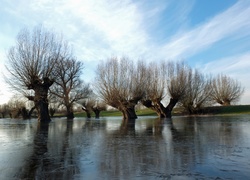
[
  {"left": 23, "top": 0, "right": 151, "bottom": 61},
  {"left": 0, "top": 51, "right": 12, "bottom": 105}
]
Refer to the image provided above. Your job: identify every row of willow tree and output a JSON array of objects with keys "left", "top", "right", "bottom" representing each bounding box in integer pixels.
[
  {"left": 95, "top": 57, "right": 244, "bottom": 120},
  {"left": 4, "top": 26, "right": 244, "bottom": 123}
]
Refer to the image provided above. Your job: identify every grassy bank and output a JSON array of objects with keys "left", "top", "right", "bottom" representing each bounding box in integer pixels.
[
  {"left": 75, "top": 105, "right": 250, "bottom": 118},
  {"left": 202, "top": 105, "right": 250, "bottom": 115}
]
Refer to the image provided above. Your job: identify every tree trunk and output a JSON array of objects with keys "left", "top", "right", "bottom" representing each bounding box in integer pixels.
[
  {"left": 141, "top": 100, "right": 165, "bottom": 118},
  {"left": 66, "top": 105, "right": 74, "bottom": 119},
  {"left": 28, "top": 106, "right": 36, "bottom": 118},
  {"left": 222, "top": 100, "right": 231, "bottom": 106},
  {"left": 36, "top": 99, "right": 51, "bottom": 122},
  {"left": 92, "top": 108, "right": 101, "bottom": 119},
  {"left": 1, "top": 113, "right": 5, "bottom": 118},
  {"left": 164, "top": 98, "right": 178, "bottom": 118},
  {"left": 20, "top": 107, "right": 29, "bottom": 119},
  {"left": 142, "top": 99, "right": 177, "bottom": 118},
  {"left": 120, "top": 106, "right": 137, "bottom": 121},
  {"left": 82, "top": 107, "right": 91, "bottom": 118},
  {"left": 49, "top": 108, "right": 56, "bottom": 117},
  {"left": 86, "top": 112, "right": 91, "bottom": 118},
  {"left": 66, "top": 111, "right": 74, "bottom": 119},
  {"left": 28, "top": 77, "right": 53, "bottom": 123}
]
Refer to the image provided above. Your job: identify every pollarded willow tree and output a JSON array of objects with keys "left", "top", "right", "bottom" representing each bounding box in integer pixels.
[
  {"left": 91, "top": 101, "right": 107, "bottom": 119},
  {"left": 80, "top": 99, "right": 95, "bottom": 118},
  {"left": 50, "top": 57, "right": 92, "bottom": 119},
  {"left": 5, "top": 25, "right": 68, "bottom": 122},
  {"left": 180, "top": 69, "right": 212, "bottom": 114},
  {"left": 141, "top": 61, "right": 190, "bottom": 118},
  {"left": 95, "top": 57, "right": 147, "bottom": 121},
  {"left": 141, "top": 61, "right": 166, "bottom": 117},
  {"left": 79, "top": 98, "right": 107, "bottom": 119},
  {"left": 210, "top": 74, "right": 244, "bottom": 106}
]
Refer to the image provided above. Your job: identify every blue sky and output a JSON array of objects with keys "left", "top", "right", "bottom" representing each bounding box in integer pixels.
[{"left": 0, "top": 0, "right": 250, "bottom": 104}]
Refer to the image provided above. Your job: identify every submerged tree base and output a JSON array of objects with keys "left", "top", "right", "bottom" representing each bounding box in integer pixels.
[
  {"left": 36, "top": 102, "right": 51, "bottom": 123},
  {"left": 66, "top": 112, "right": 74, "bottom": 120}
]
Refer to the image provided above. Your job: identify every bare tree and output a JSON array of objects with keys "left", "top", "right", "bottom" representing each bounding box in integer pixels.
[
  {"left": 141, "top": 61, "right": 166, "bottom": 117},
  {"left": 211, "top": 74, "right": 244, "bottom": 106},
  {"left": 6, "top": 95, "right": 32, "bottom": 119},
  {"left": 50, "top": 57, "right": 92, "bottom": 119},
  {"left": 0, "top": 104, "right": 10, "bottom": 118},
  {"left": 141, "top": 61, "right": 189, "bottom": 118},
  {"left": 180, "top": 69, "right": 212, "bottom": 114},
  {"left": 7, "top": 96, "right": 24, "bottom": 118},
  {"left": 95, "top": 57, "right": 147, "bottom": 120},
  {"left": 164, "top": 61, "right": 191, "bottom": 117},
  {"left": 5, "top": 25, "right": 67, "bottom": 122}
]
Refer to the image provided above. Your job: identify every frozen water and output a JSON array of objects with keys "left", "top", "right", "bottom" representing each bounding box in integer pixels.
[{"left": 0, "top": 115, "right": 250, "bottom": 179}]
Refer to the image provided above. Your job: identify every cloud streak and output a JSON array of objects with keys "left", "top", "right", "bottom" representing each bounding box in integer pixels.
[
  {"left": 1, "top": 0, "right": 250, "bottom": 104},
  {"left": 160, "top": 0, "right": 250, "bottom": 60},
  {"left": 4, "top": 0, "right": 250, "bottom": 62}
]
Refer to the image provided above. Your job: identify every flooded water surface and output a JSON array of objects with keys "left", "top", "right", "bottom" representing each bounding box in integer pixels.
[{"left": 0, "top": 115, "right": 250, "bottom": 179}]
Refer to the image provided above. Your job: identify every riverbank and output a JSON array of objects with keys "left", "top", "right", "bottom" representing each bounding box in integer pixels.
[
  {"left": 74, "top": 105, "right": 250, "bottom": 118},
  {"left": 202, "top": 105, "right": 250, "bottom": 115}
]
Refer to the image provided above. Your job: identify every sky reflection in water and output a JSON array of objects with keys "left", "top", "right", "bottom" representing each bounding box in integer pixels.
[{"left": 0, "top": 115, "right": 250, "bottom": 179}]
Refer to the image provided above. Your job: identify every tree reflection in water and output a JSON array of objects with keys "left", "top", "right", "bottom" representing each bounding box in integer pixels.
[
  {"left": 97, "top": 118, "right": 201, "bottom": 179},
  {"left": 18, "top": 120, "right": 81, "bottom": 179},
  {"left": 18, "top": 122, "right": 50, "bottom": 179}
]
